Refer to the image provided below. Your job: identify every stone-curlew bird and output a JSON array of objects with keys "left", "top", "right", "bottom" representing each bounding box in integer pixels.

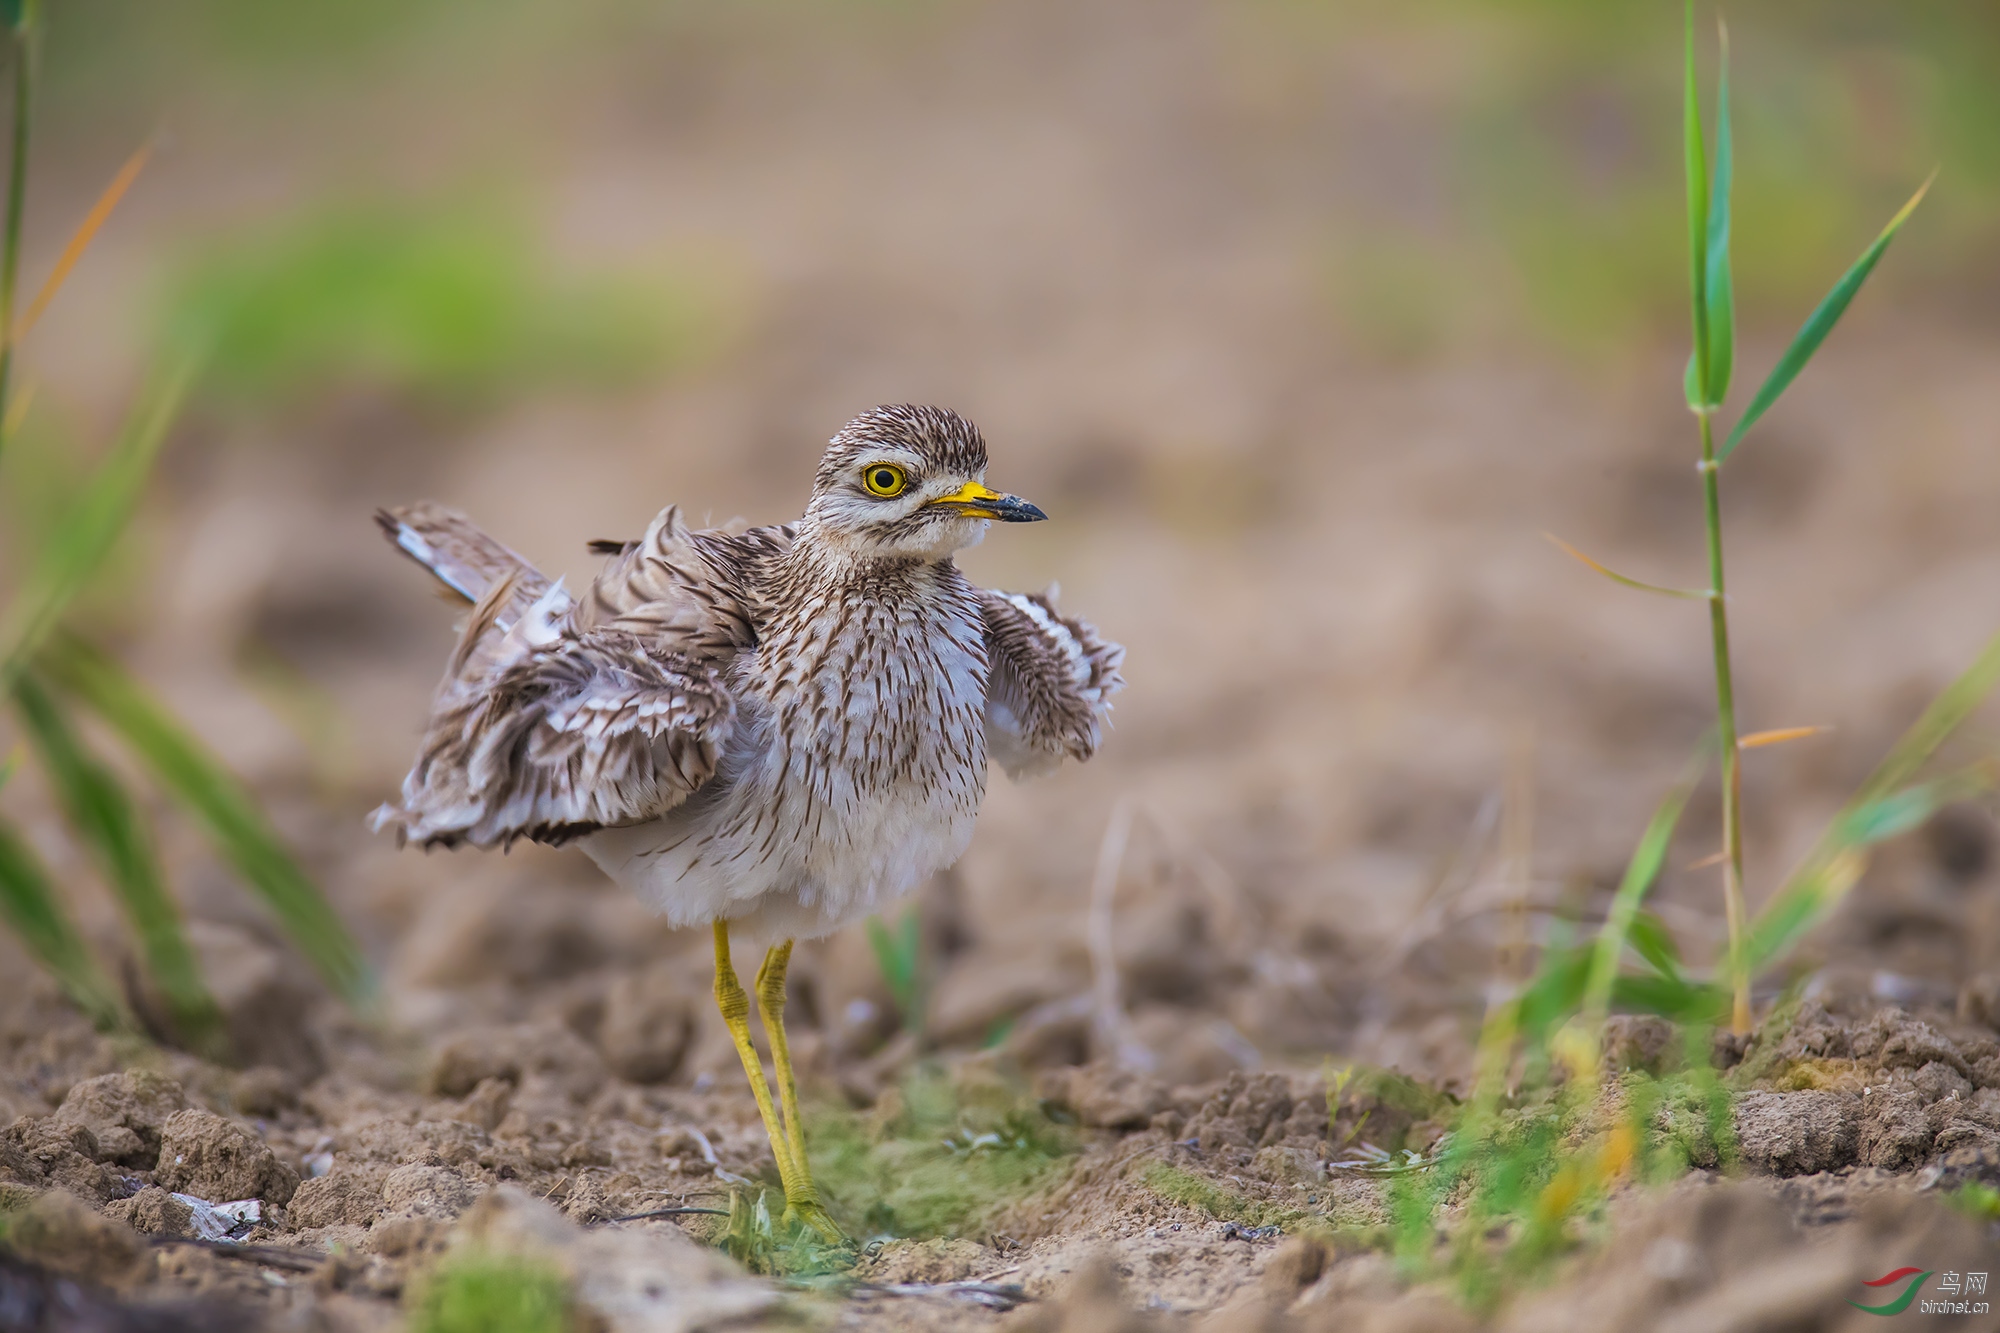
[{"left": 372, "top": 404, "right": 1124, "bottom": 1239}]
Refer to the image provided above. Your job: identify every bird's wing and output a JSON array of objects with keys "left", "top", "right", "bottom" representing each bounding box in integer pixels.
[
  {"left": 372, "top": 577, "right": 733, "bottom": 849},
  {"left": 376, "top": 502, "right": 552, "bottom": 623},
  {"left": 569, "top": 504, "right": 795, "bottom": 656},
  {"left": 979, "top": 586, "right": 1125, "bottom": 779},
  {"left": 373, "top": 503, "right": 773, "bottom": 850}
]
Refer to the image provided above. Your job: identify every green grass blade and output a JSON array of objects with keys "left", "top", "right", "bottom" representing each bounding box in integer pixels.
[
  {"left": 1682, "top": 0, "right": 1709, "bottom": 409},
  {"left": 1745, "top": 627, "right": 2000, "bottom": 972},
  {"left": 1581, "top": 764, "right": 1700, "bottom": 1031},
  {"left": 1743, "top": 858, "right": 1851, "bottom": 979},
  {"left": 1701, "top": 20, "right": 1733, "bottom": 406},
  {"left": 865, "top": 907, "right": 924, "bottom": 1028},
  {"left": 1843, "top": 626, "right": 1998, "bottom": 811},
  {"left": 0, "top": 811, "right": 127, "bottom": 1030},
  {"left": 11, "top": 672, "right": 225, "bottom": 1055},
  {"left": 1717, "top": 173, "right": 1934, "bottom": 462},
  {"left": 42, "top": 634, "right": 371, "bottom": 1003},
  {"left": 1514, "top": 948, "right": 1589, "bottom": 1051},
  {"left": 1748, "top": 777, "right": 1989, "bottom": 977},
  {"left": 1612, "top": 973, "right": 1726, "bottom": 1024},
  {"left": 1627, "top": 909, "right": 1684, "bottom": 982},
  {"left": 1836, "top": 779, "right": 1965, "bottom": 846},
  {"left": 0, "top": 362, "right": 193, "bottom": 692}
]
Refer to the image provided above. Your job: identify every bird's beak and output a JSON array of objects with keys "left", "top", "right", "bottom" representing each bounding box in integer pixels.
[{"left": 930, "top": 480, "right": 1048, "bottom": 522}]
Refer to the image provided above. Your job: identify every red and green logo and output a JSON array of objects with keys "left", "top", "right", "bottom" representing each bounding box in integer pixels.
[{"left": 1850, "top": 1268, "right": 1932, "bottom": 1316}]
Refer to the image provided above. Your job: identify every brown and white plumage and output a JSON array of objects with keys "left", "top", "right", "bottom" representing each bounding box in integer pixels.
[{"left": 373, "top": 405, "right": 1124, "bottom": 940}]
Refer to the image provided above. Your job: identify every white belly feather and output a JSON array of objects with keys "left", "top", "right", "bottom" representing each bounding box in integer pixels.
[{"left": 581, "top": 572, "right": 989, "bottom": 942}]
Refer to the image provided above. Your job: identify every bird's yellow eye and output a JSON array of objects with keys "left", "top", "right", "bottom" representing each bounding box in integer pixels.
[{"left": 862, "top": 464, "right": 909, "bottom": 498}]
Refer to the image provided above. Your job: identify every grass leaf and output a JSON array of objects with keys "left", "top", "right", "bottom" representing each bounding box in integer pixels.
[
  {"left": 0, "top": 811, "right": 127, "bottom": 1030},
  {"left": 1627, "top": 909, "right": 1684, "bottom": 981},
  {"left": 865, "top": 908, "right": 923, "bottom": 1029},
  {"left": 1682, "top": 0, "right": 1709, "bottom": 410},
  {"left": 41, "top": 634, "right": 371, "bottom": 1004},
  {"left": 1738, "top": 725, "right": 1827, "bottom": 750},
  {"left": 1745, "top": 627, "right": 2000, "bottom": 972},
  {"left": 10, "top": 139, "right": 150, "bottom": 346},
  {"left": 1836, "top": 772, "right": 1992, "bottom": 848},
  {"left": 1543, "top": 533, "right": 1710, "bottom": 599},
  {"left": 11, "top": 672, "right": 224, "bottom": 1054},
  {"left": 1514, "top": 947, "right": 1589, "bottom": 1052},
  {"left": 0, "top": 363, "right": 193, "bottom": 692},
  {"left": 1717, "top": 172, "right": 1934, "bottom": 462},
  {"left": 1580, "top": 761, "right": 1701, "bottom": 1031},
  {"left": 1612, "top": 973, "right": 1727, "bottom": 1024},
  {"left": 1700, "top": 19, "right": 1733, "bottom": 406}
]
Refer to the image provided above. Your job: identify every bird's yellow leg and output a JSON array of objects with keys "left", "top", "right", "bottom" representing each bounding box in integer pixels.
[
  {"left": 712, "top": 922, "right": 802, "bottom": 1204},
  {"left": 756, "top": 940, "right": 843, "bottom": 1243}
]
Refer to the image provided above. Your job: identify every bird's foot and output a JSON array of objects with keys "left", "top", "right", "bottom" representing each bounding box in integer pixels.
[{"left": 783, "top": 1194, "right": 845, "bottom": 1246}]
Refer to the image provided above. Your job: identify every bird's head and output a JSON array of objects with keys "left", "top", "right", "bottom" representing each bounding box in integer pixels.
[{"left": 804, "top": 404, "right": 1046, "bottom": 561}]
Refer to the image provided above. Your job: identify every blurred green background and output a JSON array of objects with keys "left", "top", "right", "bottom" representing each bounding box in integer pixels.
[{"left": 28, "top": 0, "right": 2000, "bottom": 397}]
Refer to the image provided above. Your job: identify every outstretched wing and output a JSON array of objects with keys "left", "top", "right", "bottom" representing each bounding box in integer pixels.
[
  {"left": 376, "top": 502, "right": 550, "bottom": 623},
  {"left": 980, "top": 587, "right": 1125, "bottom": 779},
  {"left": 373, "top": 503, "right": 767, "bottom": 849}
]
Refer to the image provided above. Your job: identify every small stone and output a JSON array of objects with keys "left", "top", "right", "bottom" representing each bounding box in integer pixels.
[
  {"left": 102, "top": 1185, "right": 195, "bottom": 1237},
  {"left": 155, "top": 1108, "right": 299, "bottom": 1206},
  {"left": 5, "top": 1190, "right": 148, "bottom": 1288},
  {"left": 1851, "top": 1009, "right": 1972, "bottom": 1081},
  {"left": 1734, "top": 1090, "right": 1860, "bottom": 1176},
  {"left": 380, "top": 1163, "right": 481, "bottom": 1220},
  {"left": 53, "top": 1071, "right": 191, "bottom": 1169},
  {"left": 1, "top": 1117, "right": 122, "bottom": 1202},
  {"left": 1858, "top": 1081, "right": 1935, "bottom": 1171},
  {"left": 0, "top": 1126, "right": 45, "bottom": 1188},
  {"left": 1933, "top": 1140, "right": 2000, "bottom": 1190},
  {"left": 289, "top": 1171, "right": 384, "bottom": 1229}
]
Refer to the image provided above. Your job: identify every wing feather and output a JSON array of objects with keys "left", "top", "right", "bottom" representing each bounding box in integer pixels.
[
  {"left": 980, "top": 586, "right": 1125, "bottom": 779},
  {"left": 373, "top": 502, "right": 775, "bottom": 850},
  {"left": 376, "top": 502, "right": 550, "bottom": 624},
  {"left": 372, "top": 622, "right": 732, "bottom": 849}
]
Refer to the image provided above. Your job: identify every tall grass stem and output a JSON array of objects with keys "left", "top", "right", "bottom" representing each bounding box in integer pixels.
[{"left": 1697, "top": 411, "right": 1750, "bottom": 1033}]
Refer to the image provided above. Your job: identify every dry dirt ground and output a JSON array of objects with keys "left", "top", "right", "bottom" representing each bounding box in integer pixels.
[
  {"left": 3, "top": 970, "right": 2000, "bottom": 1330},
  {"left": 5, "top": 1, "right": 2000, "bottom": 1329}
]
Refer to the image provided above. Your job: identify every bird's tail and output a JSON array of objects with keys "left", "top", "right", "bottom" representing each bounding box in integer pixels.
[{"left": 375, "top": 502, "right": 553, "bottom": 629}]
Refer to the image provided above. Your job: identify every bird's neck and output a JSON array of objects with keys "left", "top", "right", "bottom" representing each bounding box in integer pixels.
[{"left": 780, "top": 522, "right": 955, "bottom": 595}]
